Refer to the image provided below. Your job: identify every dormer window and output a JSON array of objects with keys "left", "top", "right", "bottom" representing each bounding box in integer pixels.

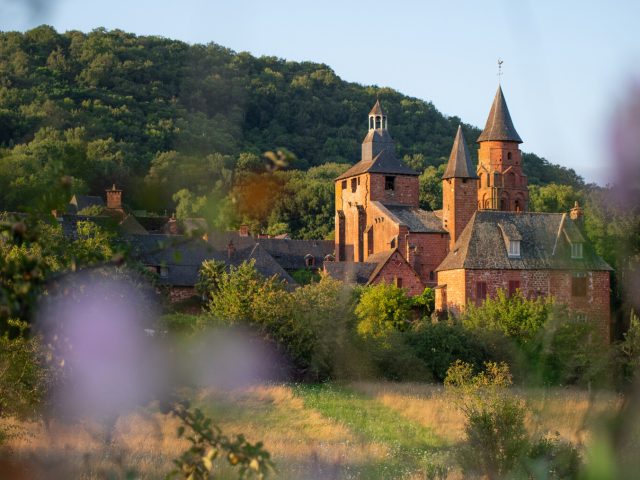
[
  {"left": 159, "top": 266, "right": 169, "bottom": 278},
  {"left": 571, "top": 243, "right": 583, "bottom": 259},
  {"left": 385, "top": 176, "right": 395, "bottom": 191},
  {"left": 508, "top": 240, "right": 520, "bottom": 258},
  {"left": 304, "top": 254, "right": 315, "bottom": 267}
]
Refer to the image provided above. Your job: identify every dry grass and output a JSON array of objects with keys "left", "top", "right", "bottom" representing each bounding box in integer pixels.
[
  {"left": 0, "top": 382, "right": 624, "bottom": 479},
  {"left": 350, "top": 381, "right": 622, "bottom": 445}
]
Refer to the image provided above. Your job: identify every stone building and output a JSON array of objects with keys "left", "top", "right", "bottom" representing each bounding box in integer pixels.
[{"left": 329, "top": 88, "right": 612, "bottom": 338}]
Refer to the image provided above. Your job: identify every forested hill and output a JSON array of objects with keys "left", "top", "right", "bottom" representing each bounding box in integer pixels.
[{"left": 0, "top": 26, "right": 583, "bottom": 218}]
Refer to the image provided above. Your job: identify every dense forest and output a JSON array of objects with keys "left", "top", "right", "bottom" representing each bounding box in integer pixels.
[{"left": 0, "top": 25, "right": 587, "bottom": 238}]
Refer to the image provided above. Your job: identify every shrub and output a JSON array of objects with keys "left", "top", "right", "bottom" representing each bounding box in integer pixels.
[
  {"left": 355, "top": 283, "right": 412, "bottom": 341},
  {"left": 445, "top": 361, "right": 529, "bottom": 478},
  {"left": 526, "top": 434, "right": 581, "bottom": 479},
  {"left": 405, "top": 321, "right": 493, "bottom": 382}
]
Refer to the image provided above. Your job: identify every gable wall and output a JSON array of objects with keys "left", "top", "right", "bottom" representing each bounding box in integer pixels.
[{"left": 370, "top": 251, "right": 425, "bottom": 296}]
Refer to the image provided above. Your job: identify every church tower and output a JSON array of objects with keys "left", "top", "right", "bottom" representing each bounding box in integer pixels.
[
  {"left": 442, "top": 126, "right": 478, "bottom": 248},
  {"left": 335, "top": 100, "right": 418, "bottom": 262},
  {"left": 476, "top": 86, "right": 528, "bottom": 212}
]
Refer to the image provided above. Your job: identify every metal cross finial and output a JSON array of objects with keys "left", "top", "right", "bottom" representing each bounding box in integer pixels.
[{"left": 497, "top": 58, "right": 504, "bottom": 84}]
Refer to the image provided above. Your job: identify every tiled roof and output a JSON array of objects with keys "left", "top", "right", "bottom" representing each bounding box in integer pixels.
[
  {"left": 375, "top": 202, "right": 447, "bottom": 233},
  {"left": 436, "top": 211, "right": 612, "bottom": 271},
  {"left": 443, "top": 126, "right": 478, "bottom": 179},
  {"left": 336, "top": 148, "right": 418, "bottom": 180},
  {"left": 67, "top": 195, "right": 104, "bottom": 214},
  {"left": 323, "top": 261, "right": 378, "bottom": 285},
  {"left": 208, "top": 231, "right": 334, "bottom": 271},
  {"left": 477, "top": 86, "right": 522, "bottom": 143},
  {"left": 369, "top": 99, "right": 385, "bottom": 116},
  {"left": 125, "top": 234, "right": 297, "bottom": 287}
]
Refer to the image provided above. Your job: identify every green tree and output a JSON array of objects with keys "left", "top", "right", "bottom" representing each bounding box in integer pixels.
[{"left": 355, "top": 283, "right": 412, "bottom": 341}]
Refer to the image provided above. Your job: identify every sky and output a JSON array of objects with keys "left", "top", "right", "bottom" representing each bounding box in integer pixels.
[{"left": 2, "top": 0, "right": 639, "bottom": 185}]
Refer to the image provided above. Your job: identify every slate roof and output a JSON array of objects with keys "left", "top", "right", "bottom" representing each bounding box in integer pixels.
[
  {"left": 67, "top": 195, "right": 104, "bottom": 214},
  {"left": 336, "top": 148, "right": 418, "bottom": 180},
  {"left": 477, "top": 86, "right": 523, "bottom": 143},
  {"left": 374, "top": 202, "right": 447, "bottom": 233},
  {"left": 436, "top": 211, "right": 612, "bottom": 271},
  {"left": 136, "top": 216, "right": 171, "bottom": 233},
  {"left": 125, "top": 234, "right": 297, "bottom": 287},
  {"left": 323, "top": 261, "right": 378, "bottom": 285},
  {"left": 443, "top": 126, "right": 478, "bottom": 179},
  {"left": 208, "top": 231, "right": 334, "bottom": 271},
  {"left": 369, "top": 99, "right": 385, "bottom": 116}
]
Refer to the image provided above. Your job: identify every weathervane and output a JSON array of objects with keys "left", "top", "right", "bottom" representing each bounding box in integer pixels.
[{"left": 497, "top": 58, "right": 504, "bottom": 84}]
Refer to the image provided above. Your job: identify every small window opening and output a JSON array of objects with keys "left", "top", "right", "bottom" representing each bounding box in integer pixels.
[
  {"left": 508, "top": 240, "right": 520, "bottom": 257},
  {"left": 571, "top": 243, "right": 583, "bottom": 259},
  {"left": 508, "top": 280, "right": 520, "bottom": 297},
  {"left": 351, "top": 178, "right": 357, "bottom": 192},
  {"left": 385, "top": 176, "right": 395, "bottom": 191},
  {"left": 507, "top": 152, "right": 512, "bottom": 160},
  {"left": 572, "top": 272, "right": 587, "bottom": 297},
  {"left": 476, "top": 281, "right": 488, "bottom": 304},
  {"left": 429, "top": 271, "right": 435, "bottom": 281},
  {"left": 369, "top": 117, "right": 374, "bottom": 129},
  {"left": 341, "top": 180, "right": 347, "bottom": 189},
  {"left": 159, "top": 266, "right": 169, "bottom": 278},
  {"left": 375, "top": 116, "right": 381, "bottom": 129},
  {"left": 395, "top": 277, "right": 403, "bottom": 288}
]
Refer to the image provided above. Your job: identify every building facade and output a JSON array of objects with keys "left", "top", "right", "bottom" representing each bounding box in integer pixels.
[{"left": 329, "top": 88, "right": 612, "bottom": 338}]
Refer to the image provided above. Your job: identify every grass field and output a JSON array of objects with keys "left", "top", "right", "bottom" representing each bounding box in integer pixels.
[{"left": 1, "top": 382, "right": 620, "bottom": 479}]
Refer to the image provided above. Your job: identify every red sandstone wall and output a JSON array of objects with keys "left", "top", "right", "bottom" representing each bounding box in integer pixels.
[
  {"left": 435, "top": 269, "right": 467, "bottom": 316},
  {"left": 371, "top": 250, "right": 425, "bottom": 296},
  {"left": 477, "top": 141, "right": 529, "bottom": 211},
  {"left": 406, "top": 232, "right": 450, "bottom": 287},
  {"left": 461, "top": 269, "right": 611, "bottom": 340},
  {"left": 442, "top": 177, "right": 477, "bottom": 248},
  {"left": 369, "top": 174, "right": 419, "bottom": 207}
]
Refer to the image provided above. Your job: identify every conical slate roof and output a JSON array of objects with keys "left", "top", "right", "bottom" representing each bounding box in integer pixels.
[
  {"left": 369, "top": 99, "right": 385, "bottom": 116},
  {"left": 477, "top": 86, "right": 522, "bottom": 143},
  {"left": 443, "top": 126, "right": 478, "bottom": 179}
]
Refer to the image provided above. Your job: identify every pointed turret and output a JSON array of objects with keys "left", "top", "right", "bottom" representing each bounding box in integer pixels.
[
  {"left": 369, "top": 99, "right": 385, "bottom": 116},
  {"left": 477, "top": 86, "right": 522, "bottom": 143},
  {"left": 443, "top": 126, "right": 478, "bottom": 179}
]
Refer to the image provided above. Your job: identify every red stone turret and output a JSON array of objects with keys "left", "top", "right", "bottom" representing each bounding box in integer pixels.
[
  {"left": 442, "top": 126, "right": 478, "bottom": 248},
  {"left": 476, "top": 86, "right": 528, "bottom": 212}
]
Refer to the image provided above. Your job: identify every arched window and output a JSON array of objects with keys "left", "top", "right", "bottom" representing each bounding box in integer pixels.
[
  {"left": 375, "top": 116, "right": 381, "bottom": 129},
  {"left": 304, "top": 254, "right": 315, "bottom": 268}
]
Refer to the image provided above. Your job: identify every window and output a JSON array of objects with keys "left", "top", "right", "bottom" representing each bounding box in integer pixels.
[
  {"left": 571, "top": 243, "right": 583, "bottom": 259},
  {"left": 385, "top": 176, "right": 395, "bottom": 191},
  {"left": 390, "top": 237, "right": 396, "bottom": 249},
  {"left": 367, "top": 227, "right": 374, "bottom": 255},
  {"left": 351, "top": 178, "right": 357, "bottom": 192},
  {"left": 159, "top": 266, "right": 169, "bottom": 278},
  {"left": 508, "top": 240, "right": 520, "bottom": 257},
  {"left": 572, "top": 273, "right": 587, "bottom": 297},
  {"left": 476, "top": 282, "right": 487, "bottom": 303},
  {"left": 304, "top": 255, "right": 315, "bottom": 267},
  {"left": 375, "top": 116, "right": 382, "bottom": 129},
  {"left": 369, "top": 117, "right": 374, "bottom": 129},
  {"left": 395, "top": 277, "right": 403, "bottom": 288},
  {"left": 507, "top": 152, "right": 512, "bottom": 160},
  {"left": 341, "top": 180, "right": 347, "bottom": 189},
  {"left": 429, "top": 271, "right": 435, "bottom": 281},
  {"left": 508, "top": 280, "right": 520, "bottom": 297}
]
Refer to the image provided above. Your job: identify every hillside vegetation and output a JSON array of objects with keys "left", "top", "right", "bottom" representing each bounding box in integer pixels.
[{"left": 0, "top": 26, "right": 584, "bottom": 230}]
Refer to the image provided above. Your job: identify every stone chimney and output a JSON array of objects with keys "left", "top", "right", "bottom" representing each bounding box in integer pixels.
[
  {"left": 570, "top": 201, "right": 584, "bottom": 223},
  {"left": 239, "top": 224, "right": 250, "bottom": 237},
  {"left": 227, "top": 240, "right": 236, "bottom": 259},
  {"left": 165, "top": 214, "right": 179, "bottom": 235},
  {"left": 106, "top": 184, "right": 123, "bottom": 210}
]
